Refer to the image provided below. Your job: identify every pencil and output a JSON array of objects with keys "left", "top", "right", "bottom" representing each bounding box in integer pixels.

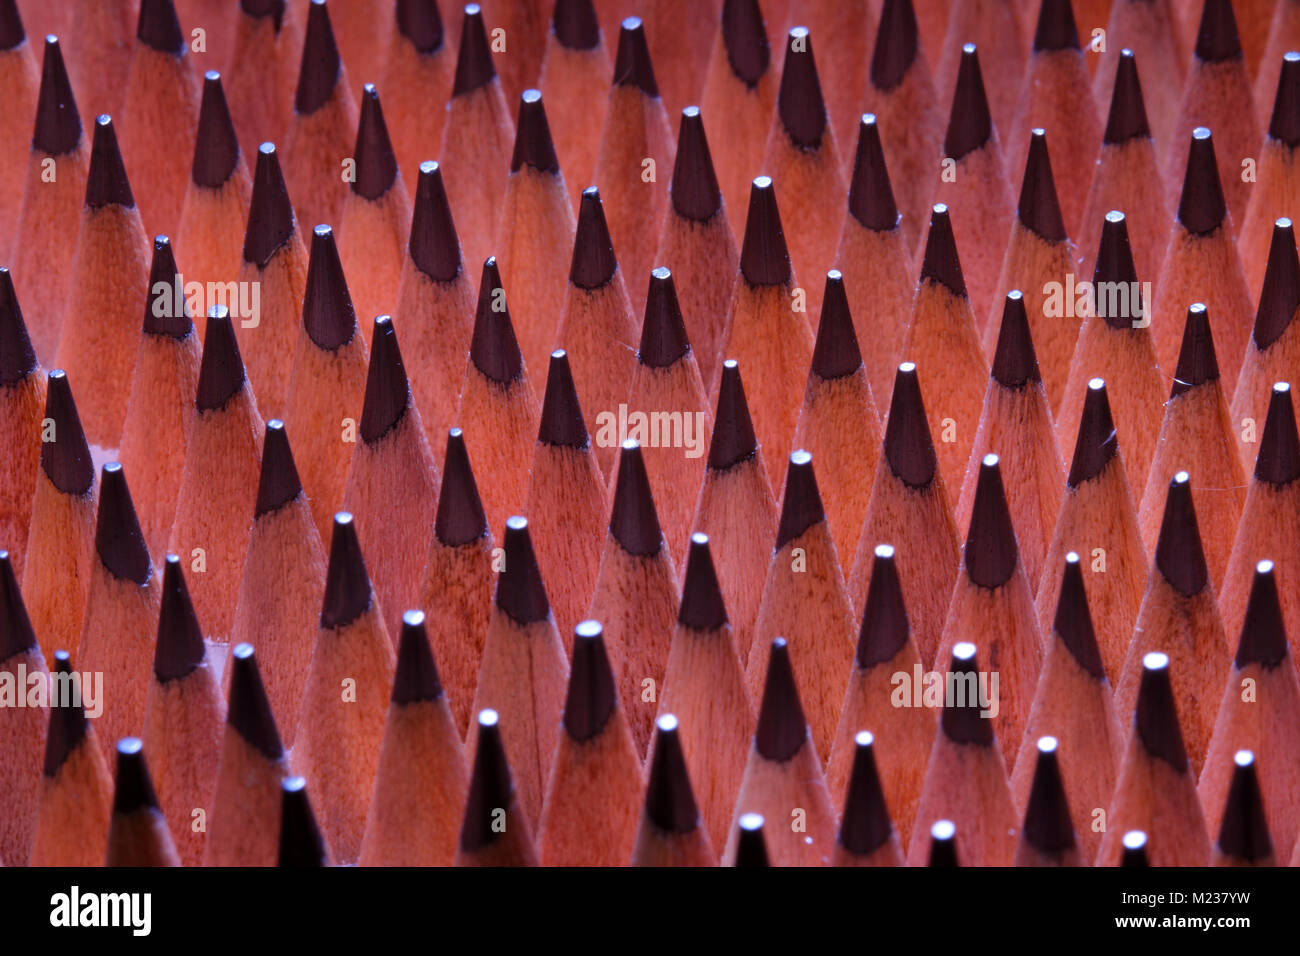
[
  {"left": 106, "top": 737, "right": 181, "bottom": 867},
  {"left": 926, "top": 819, "right": 959, "bottom": 866},
  {"left": 644, "top": 0, "right": 718, "bottom": 124},
  {"left": 278, "top": 775, "right": 331, "bottom": 866},
  {"left": 382, "top": 0, "right": 454, "bottom": 184},
  {"left": 1013, "top": 736, "right": 1081, "bottom": 866},
  {"left": 1210, "top": 750, "right": 1275, "bottom": 866},
  {"left": 1242, "top": 54, "right": 1300, "bottom": 306},
  {"left": 831, "top": 731, "right": 904, "bottom": 867},
  {"left": 455, "top": 708, "right": 538, "bottom": 866},
  {"left": 1093, "top": 0, "right": 1187, "bottom": 162},
  {"left": 1120, "top": 829, "right": 1150, "bottom": 865},
  {"left": 632, "top": 712, "right": 717, "bottom": 865},
  {"left": 0, "top": 550, "right": 45, "bottom": 866},
  {"left": 732, "top": 811, "right": 770, "bottom": 866},
  {"left": 58, "top": 0, "right": 134, "bottom": 119},
  {"left": 935, "top": 0, "right": 1027, "bottom": 141},
  {"left": 538, "top": 0, "right": 610, "bottom": 208},
  {"left": 0, "top": 271, "right": 45, "bottom": 580},
  {"left": 227, "top": 0, "right": 302, "bottom": 166},
  {"left": 329, "top": 0, "right": 392, "bottom": 96}
]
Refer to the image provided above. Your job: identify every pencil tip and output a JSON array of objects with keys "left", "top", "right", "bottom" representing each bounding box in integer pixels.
[
  {"left": 1170, "top": 303, "right": 1220, "bottom": 397},
  {"left": 497, "top": 516, "right": 550, "bottom": 624},
  {"left": 610, "top": 441, "right": 664, "bottom": 556},
  {"left": 1092, "top": 212, "right": 1142, "bottom": 328},
  {"left": 552, "top": 0, "right": 599, "bottom": 50},
  {"left": 775, "top": 451, "right": 825, "bottom": 549},
  {"left": 1268, "top": 52, "right": 1300, "bottom": 146},
  {"left": 857, "top": 545, "right": 909, "bottom": 667},
  {"left": 303, "top": 225, "right": 358, "bottom": 350},
  {"left": 1054, "top": 553, "right": 1106, "bottom": 678},
  {"left": 0, "top": 551, "right": 36, "bottom": 661},
  {"left": 95, "top": 463, "right": 151, "bottom": 585},
  {"left": 928, "top": 820, "right": 959, "bottom": 866},
  {"left": 755, "top": 637, "right": 808, "bottom": 761},
  {"left": 470, "top": 257, "right": 524, "bottom": 383},
  {"left": 812, "top": 272, "right": 862, "bottom": 379},
  {"left": 461, "top": 709, "right": 514, "bottom": 852},
  {"left": 1135, "top": 652, "right": 1190, "bottom": 769},
  {"left": 453, "top": 3, "right": 496, "bottom": 95},
  {"left": 112, "top": 738, "right": 161, "bottom": 814},
  {"left": 353, "top": 84, "right": 399, "bottom": 199},
  {"left": 1018, "top": 130, "right": 1067, "bottom": 241},
  {"left": 564, "top": 621, "right": 617, "bottom": 741},
  {"left": 570, "top": 186, "right": 619, "bottom": 288},
  {"left": 510, "top": 89, "right": 559, "bottom": 173},
  {"left": 435, "top": 429, "right": 488, "bottom": 545},
  {"left": 847, "top": 114, "right": 899, "bottom": 231},
  {"left": 1068, "top": 378, "right": 1119, "bottom": 485},
  {"left": 295, "top": 0, "right": 342, "bottom": 114},
  {"left": 40, "top": 370, "right": 93, "bottom": 495},
  {"left": 613, "top": 17, "right": 659, "bottom": 96},
  {"left": 1104, "top": 49, "right": 1151, "bottom": 144},
  {"left": 278, "top": 776, "right": 329, "bottom": 865},
  {"left": 1257, "top": 382, "right": 1300, "bottom": 484},
  {"left": 43, "top": 651, "right": 87, "bottom": 776},
  {"left": 1218, "top": 751, "right": 1273, "bottom": 861},
  {"left": 255, "top": 420, "right": 304, "bottom": 516},
  {"left": 0, "top": 0, "right": 21, "bottom": 49},
  {"left": 538, "top": 350, "right": 588, "bottom": 448},
  {"left": 941, "top": 643, "right": 994, "bottom": 745},
  {"left": 1177, "top": 128, "right": 1227, "bottom": 235},
  {"left": 137, "top": 0, "right": 183, "bottom": 53},
  {"left": 360, "top": 316, "right": 412, "bottom": 443},
  {"left": 646, "top": 714, "right": 700, "bottom": 832},
  {"left": 721, "top": 0, "right": 769, "bottom": 87},
  {"left": 671, "top": 107, "right": 723, "bottom": 221},
  {"left": 920, "top": 203, "right": 967, "bottom": 298},
  {"left": 1120, "top": 830, "right": 1150, "bottom": 866},
  {"left": 396, "top": 0, "right": 444, "bottom": 53},
  {"left": 1033, "top": 0, "right": 1079, "bottom": 51},
  {"left": 86, "top": 115, "right": 134, "bottom": 209},
  {"left": 0, "top": 270, "right": 37, "bottom": 384},
  {"left": 708, "top": 360, "right": 759, "bottom": 469},
  {"left": 392, "top": 610, "right": 444, "bottom": 704},
  {"left": 154, "top": 554, "right": 205, "bottom": 681},
  {"left": 679, "top": 533, "right": 728, "bottom": 630},
  {"left": 227, "top": 644, "right": 283, "bottom": 760},
  {"left": 944, "top": 44, "right": 993, "bottom": 159},
  {"left": 33, "top": 36, "right": 81, "bottom": 155},
  {"left": 964, "top": 455, "right": 1019, "bottom": 588},
  {"left": 1154, "top": 472, "right": 1209, "bottom": 595},
  {"left": 192, "top": 72, "right": 240, "bottom": 188},
  {"left": 243, "top": 143, "right": 297, "bottom": 267},
  {"left": 639, "top": 268, "right": 691, "bottom": 367},
  {"left": 870, "top": 0, "right": 919, "bottom": 90},
  {"left": 1255, "top": 218, "right": 1300, "bottom": 348},
  {"left": 1195, "top": 0, "right": 1242, "bottom": 63},
  {"left": 883, "top": 362, "right": 938, "bottom": 487},
  {"left": 734, "top": 813, "right": 770, "bottom": 866},
  {"left": 321, "top": 513, "right": 373, "bottom": 629},
  {"left": 839, "top": 731, "right": 894, "bottom": 854},
  {"left": 196, "top": 307, "right": 248, "bottom": 410},
  {"left": 1023, "top": 737, "right": 1076, "bottom": 854},
  {"left": 777, "top": 27, "right": 827, "bottom": 147},
  {"left": 409, "top": 160, "right": 461, "bottom": 281},
  {"left": 1235, "top": 560, "right": 1289, "bottom": 668},
  {"left": 241, "top": 0, "right": 287, "bottom": 28},
  {"left": 991, "top": 291, "right": 1040, "bottom": 387},
  {"left": 142, "top": 236, "right": 190, "bottom": 337},
  {"left": 739, "top": 176, "right": 792, "bottom": 285}
]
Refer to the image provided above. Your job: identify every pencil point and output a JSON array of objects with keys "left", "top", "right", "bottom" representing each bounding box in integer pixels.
[
  {"left": 435, "top": 429, "right": 488, "bottom": 545},
  {"left": 564, "top": 620, "right": 617, "bottom": 741},
  {"left": 43, "top": 652, "right": 87, "bottom": 775},
  {"left": 192, "top": 72, "right": 240, "bottom": 188},
  {"left": 511, "top": 89, "right": 559, "bottom": 173},
  {"left": 755, "top": 637, "right": 808, "bottom": 761},
  {"left": 847, "top": 114, "right": 899, "bottom": 231},
  {"left": 154, "top": 554, "right": 206, "bottom": 682},
  {"left": 143, "top": 237, "right": 191, "bottom": 337},
  {"left": 1135, "top": 652, "right": 1189, "bottom": 769},
  {"left": 86, "top": 115, "right": 134, "bottom": 209},
  {"left": 928, "top": 820, "right": 958, "bottom": 865},
  {"left": 679, "top": 533, "right": 728, "bottom": 630},
  {"left": 812, "top": 272, "right": 862, "bottom": 379},
  {"left": 409, "top": 161, "right": 461, "bottom": 281},
  {"left": 0, "top": 551, "right": 36, "bottom": 661},
  {"left": 870, "top": 0, "right": 919, "bottom": 90},
  {"left": 552, "top": 0, "right": 599, "bottom": 50},
  {"left": 839, "top": 731, "right": 894, "bottom": 854},
  {"left": 243, "top": 144, "right": 296, "bottom": 268},
  {"left": 1104, "top": 49, "right": 1151, "bottom": 144},
  {"left": 40, "top": 370, "right": 93, "bottom": 495},
  {"left": 360, "top": 316, "right": 412, "bottom": 443},
  {"left": 296, "top": 0, "right": 342, "bottom": 115},
  {"left": 452, "top": 3, "right": 496, "bottom": 95},
  {"left": 470, "top": 257, "right": 524, "bottom": 383},
  {"left": 944, "top": 44, "right": 992, "bottom": 160},
  {"left": 396, "top": 0, "right": 444, "bottom": 52},
  {"left": 920, "top": 203, "right": 967, "bottom": 298},
  {"left": 965, "top": 455, "right": 1019, "bottom": 588},
  {"left": 1268, "top": 53, "right": 1300, "bottom": 146},
  {"left": 739, "top": 176, "right": 792, "bottom": 286},
  {"left": 1023, "top": 737, "right": 1075, "bottom": 854},
  {"left": 1033, "top": 0, "right": 1079, "bottom": 50},
  {"left": 1170, "top": 304, "right": 1220, "bottom": 397},
  {"left": 777, "top": 27, "right": 827, "bottom": 148},
  {"left": 884, "top": 362, "right": 938, "bottom": 487},
  {"left": 196, "top": 307, "right": 248, "bottom": 410},
  {"left": 461, "top": 709, "right": 513, "bottom": 852},
  {"left": 708, "top": 360, "right": 759, "bottom": 469},
  {"left": 1068, "top": 379, "right": 1118, "bottom": 485},
  {"left": 0, "top": 269, "right": 37, "bottom": 385},
  {"left": 1194, "top": 0, "right": 1242, "bottom": 63},
  {"left": 1218, "top": 751, "right": 1272, "bottom": 861},
  {"left": 1254, "top": 218, "right": 1300, "bottom": 349},
  {"left": 497, "top": 516, "right": 550, "bottom": 624},
  {"left": 941, "top": 643, "right": 994, "bottom": 745},
  {"left": 0, "top": 0, "right": 21, "bottom": 49},
  {"left": 392, "top": 610, "right": 444, "bottom": 704},
  {"left": 1236, "top": 560, "right": 1288, "bottom": 668},
  {"left": 1093, "top": 212, "right": 1141, "bottom": 328},
  {"left": 671, "top": 107, "right": 722, "bottom": 221},
  {"left": 303, "top": 225, "right": 358, "bottom": 350},
  {"left": 353, "top": 84, "right": 399, "bottom": 200},
  {"left": 95, "top": 463, "right": 150, "bottom": 584},
  {"left": 610, "top": 441, "right": 663, "bottom": 556},
  {"left": 735, "top": 813, "right": 770, "bottom": 865},
  {"left": 1055, "top": 553, "right": 1106, "bottom": 678},
  {"left": 991, "top": 291, "right": 1040, "bottom": 388},
  {"left": 112, "top": 738, "right": 161, "bottom": 814},
  {"left": 646, "top": 714, "right": 699, "bottom": 832},
  {"left": 137, "top": 0, "right": 184, "bottom": 53},
  {"left": 321, "top": 513, "right": 373, "bottom": 629},
  {"left": 538, "top": 350, "right": 588, "bottom": 448},
  {"left": 639, "top": 268, "right": 691, "bottom": 367},
  {"left": 1018, "top": 130, "right": 1067, "bottom": 242},
  {"left": 857, "top": 545, "right": 909, "bottom": 667},
  {"left": 242, "top": 0, "right": 287, "bottom": 29},
  {"left": 255, "top": 420, "right": 304, "bottom": 516},
  {"left": 278, "top": 777, "right": 328, "bottom": 865},
  {"left": 613, "top": 17, "right": 658, "bottom": 96},
  {"left": 1154, "top": 472, "right": 1209, "bottom": 596},
  {"left": 1177, "top": 128, "right": 1227, "bottom": 235},
  {"left": 570, "top": 187, "right": 619, "bottom": 289},
  {"left": 33, "top": 36, "right": 81, "bottom": 155},
  {"left": 227, "top": 644, "right": 283, "bottom": 760},
  {"left": 775, "top": 451, "right": 825, "bottom": 549},
  {"left": 1121, "top": 830, "right": 1150, "bottom": 866},
  {"left": 1256, "top": 382, "right": 1300, "bottom": 485}
]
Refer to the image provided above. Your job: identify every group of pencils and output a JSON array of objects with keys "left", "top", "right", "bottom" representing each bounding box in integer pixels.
[{"left": 0, "top": 0, "right": 1298, "bottom": 868}]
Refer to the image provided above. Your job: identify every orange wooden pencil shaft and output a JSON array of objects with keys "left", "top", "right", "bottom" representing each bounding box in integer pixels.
[
  {"left": 632, "top": 713, "right": 718, "bottom": 865},
  {"left": 1013, "top": 736, "right": 1082, "bottom": 866},
  {"left": 935, "top": 0, "right": 1027, "bottom": 139},
  {"left": 454, "top": 709, "right": 538, "bottom": 866},
  {"left": 1093, "top": 0, "right": 1187, "bottom": 161},
  {"left": 832, "top": 732, "right": 905, "bottom": 867},
  {"left": 106, "top": 738, "right": 181, "bottom": 866},
  {"left": 0, "top": 272, "right": 45, "bottom": 580},
  {"left": 1210, "top": 750, "right": 1276, "bottom": 866},
  {"left": 1241, "top": 54, "right": 1300, "bottom": 304},
  {"left": 538, "top": 0, "right": 610, "bottom": 208},
  {"left": 381, "top": 0, "right": 454, "bottom": 184},
  {"left": 227, "top": 0, "right": 303, "bottom": 164},
  {"left": 0, "top": 2, "right": 38, "bottom": 244},
  {"left": 58, "top": 0, "right": 135, "bottom": 119},
  {"left": 0, "top": 551, "right": 46, "bottom": 866}
]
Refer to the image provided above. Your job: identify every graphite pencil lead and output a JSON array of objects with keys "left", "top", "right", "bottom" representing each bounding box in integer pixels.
[
  {"left": 553, "top": 0, "right": 599, "bottom": 50},
  {"left": 610, "top": 441, "right": 662, "bottom": 555},
  {"left": 243, "top": 144, "right": 295, "bottom": 267},
  {"left": 1254, "top": 219, "right": 1300, "bottom": 349},
  {"left": 95, "top": 463, "right": 150, "bottom": 584},
  {"left": 1121, "top": 830, "right": 1149, "bottom": 866},
  {"left": 359, "top": 316, "right": 411, "bottom": 442},
  {"left": 708, "top": 360, "right": 759, "bottom": 470},
  {"left": 570, "top": 187, "right": 618, "bottom": 289},
  {"left": 40, "top": 370, "right": 93, "bottom": 494},
  {"left": 1269, "top": 54, "right": 1300, "bottom": 147},
  {"left": 721, "top": 0, "right": 768, "bottom": 87},
  {"left": 870, "top": 0, "right": 919, "bottom": 91},
  {"left": 965, "top": 455, "right": 1018, "bottom": 588},
  {"left": 944, "top": 44, "right": 992, "bottom": 160},
  {"left": 1195, "top": 0, "right": 1242, "bottom": 63},
  {"left": 452, "top": 3, "right": 495, "bottom": 96},
  {"left": 1177, "top": 128, "right": 1227, "bottom": 236},
  {"left": 1218, "top": 751, "right": 1272, "bottom": 861},
  {"left": 392, "top": 610, "right": 443, "bottom": 704},
  {"left": 113, "top": 738, "right": 161, "bottom": 814},
  {"left": 460, "top": 709, "right": 513, "bottom": 852},
  {"left": 0, "top": 550, "right": 35, "bottom": 660},
  {"left": 1068, "top": 379, "right": 1119, "bottom": 485},
  {"left": 928, "top": 820, "right": 958, "bottom": 865},
  {"left": 739, "top": 176, "right": 791, "bottom": 286},
  {"left": 1018, "top": 130, "right": 1067, "bottom": 242},
  {"left": 639, "top": 268, "right": 690, "bottom": 368},
  {"left": 671, "top": 107, "right": 722, "bottom": 221},
  {"left": 397, "top": 0, "right": 443, "bottom": 52},
  {"left": 0, "top": 0, "right": 20, "bottom": 49},
  {"left": 435, "top": 429, "right": 487, "bottom": 546},
  {"left": 755, "top": 637, "right": 808, "bottom": 761},
  {"left": 33, "top": 37, "right": 81, "bottom": 155},
  {"left": 43, "top": 652, "right": 87, "bottom": 775},
  {"left": 255, "top": 420, "right": 303, "bottom": 517},
  {"left": 1236, "top": 560, "right": 1288, "bottom": 668},
  {"left": 563, "top": 620, "right": 616, "bottom": 741},
  {"left": 1023, "top": 736, "right": 1075, "bottom": 855},
  {"left": 1257, "top": 383, "right": 1300, "bottom": 485},
  {"left": 646, "top": 714, "right": 699, "bottom": 832},
  {"left": 679, "top": 533, "right": 728, "bottom": 630},
  {"left": 1055, "top": 553, "right": 1106, "bottom": 678},
  {"left": 320, "top": 512, "right": 372, "bottom": 629},
  {"left": 883, "top": 362, "right": 938, "bottom": 487},
  {"left": 510, "top": 89, "right": 559, "bottom": 173},
  {"left": 857, "top": 544, "right": 909, "bottom": 667},
  {"left": 991, "top": 291, "right": 1040, "bottom": 388},
  {"left": 538, "top": 350, "right": 587, "bottom": 448},
  {"left": 1092, "top": 212, "right": 1140, "bottom": 328},
  {"left": 734, "top": 813, "right": 770, "bottom": 865},
  {"left": 613, "top": 17, "right": 658, "bottom": 96},
  {"left": 775, "top": 450, "right": 825, "bottom": 549},
  {"left": 137, "top": 0, "right": 184, "bottom": 53},
  {"left": 777, "top": 27, "right": 827, "bottom": 148},
  {"left": 302, "top": 225, "right": 357, "bottom": 350},
  {"left": 142, "top": 237, "right": 191, "bottom": 337},
  {"left": 154, "top": 554, "right": 205, "bottom": 681},
  {"left": 812, "top": 272, "right": 862, "bottom": 379},
  {"left": 196, "top": 307, "right": 247, "bottom": 410},
  {"left": 295, "top": 0, "right": 342, "bottom": 115},
  {"left": 1154, "top": 472, "right": 1209, "bottom": 596},
  {"left": 847, "top": 114, "right": 899, "bottom": 231},
  {"left": 470, "top": 257, "right": 523, "bottom": 383},
  {"left": 353, "top": 84, "right": 399, "bottom": 200},
  {"left": 192, "top": 72, "right": 240, "bottom": 188},
  {"left": 409, "top": 161, "right": 460, "bottom": 281},
  {"left": 920, "top": 203, "right": 967, "bottom": 298},
  {"left": 839, "top": 731, "right": 893, "bottom": 854},
  {"left": 227, "top": 643, "right": 283, "bottom": 760},
  {"left": 0, "top": 269, "right": 36, "bottom": 384},
  {"left": 278, "top": 776, "right": 328, "bottom": 865},
  {"left": 242, "top": 0, "right": 286, "bottom": 27},
  {"left": 496, "top": 516, "right": 549, "bottom": 624},
  {"left": 1033, "top": 0, "right": 1079, "bottom": 51},
  {"left": 942, "top": 642, "right": 994, "bottom": 744},
  {"left": 86, "top": 115, "right": 134, "bottom": 209},
  {"left": 1170, "top": 304, "right": 1219, "bottom": 397},
  {"left": 1104, "top": 49, "right": 1150, "bottom": 145},
  {"left": 1135, "top": 652, "right": 1189, "bottom": 768}
]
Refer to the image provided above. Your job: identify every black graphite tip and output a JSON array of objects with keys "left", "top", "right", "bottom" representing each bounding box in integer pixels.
[
  {"left": 112, "top": 737, "right": 161, "bottom": 814},
  {"left": 255, "top": 420, "right": 304, "bottom": 517},
  {"left": 0, "top": 0, "right": 21, "bottom": 50},
  {"left": 613, "top": 17, "right": 659, "bottom": 97},
  {"left": 241, "top": 0, "right": 287, "bottom": 31},
  {"left": 839, "top": 731, "right": 894, "bottom": 855},
  {"left": 1177, "top": 128, "right": 1227, "bottom": 236},
  {"left": 302, "top": 225, "right": 358, "bottom": 351},
  {"left": 928, "top": 820, "right": 959, "bottom": 866},
  {"left": 645, "top": 714, "right": 700, "bottom": 833},
  {"left": 1134, "top": 652, "right": 1189, "bottom": 770},
  {"left": 496, "top": 516, "right": 551, "bottom": 625},
  {"left": 721, "top": 0, "right": 769, "bottom": 88},
  {"left": 639, "top": 268, "right": 692, "bottom": 368},
  {"left": 452, "top": 4, "right": 496, "bottom": 96},
  {"left": 812, "top": 271, "right": 863, "bottom": 379},
  {"left": 1120, "top": 830, "right": 1150, "bottom": 866},
  {"left": 409, "top": 160, "right": 462, "bottom": 282},
  {"left": 870, "top": 0, "right": 919, "bottom": 91},
  {"left": 1256, "top": 382, "right": 1300, "bottom": 485},
  {"left": 920, "top": 203, "right": 967, "bottom": 298},
  {"left": 43, "top": 651, "right": 88, "bottom": 776},
  {"left": 460, "top": 709, "right": 514, "bottom": 853},
  {"left": 538, "top": 350, "right": 588, "bottom": 449},
  {"left": 40, "top": 370, "right": 94, "bottom": 495},
  {"left": 563, "top": 620, "right": 617, "bottom": 741},
  {"left": 320, "top": 512, "right": 373, "bottom": 629},
  {"left": 883, "top": 362, "right": 938, "bottom": 487},
  {"left": 940, "top": 643, "right": 994, "bottom": 746},
  {"left": 1018, "top": 129, "right": 1067, "bottom": 242},
  {"left": 777, "top": 27, "right": 828, "bottom": 149},
  {"left": 1235, "top": 560, "right": 1289, "bottom": 669},
  {"left": 570, "top": 186, "right": 619, "bottom": 289},
  {"left": 0, "top": 551, "right": 36, "bottom": 662},
  {"left": 86, "top": 115, "right": 134, "bottom": 209},
  {"left": 227, "top": 643, "right": 284, "bottom": 760},
  {"left": 154, "top": 554, "right": 207, "bottom": 682},
  {"left": 991, "top": 291, "right": 1041, "bottom": 388},
  {"left": 278, "top": 776, "right": 328, "bottom": 865},
  {"left": 1104, "top": 49, "right": 1151, "bottom": 144},
  {"left": 755, "top": 638, "right": 809, "bottom": 762},
  {"left": 1092, "top": 212, "right": 1142, "bottom": 329},
  {"left": 775, "top": 451, "right": 825, "bottom": 549},
  {"left": 856, "top": 545, "right": 909, "bottom": 668},
  {"left": 964, "top": 455, "right": 1019, "bottom": 589},
  {"left": 396, "top": 0, "right": 444, "bottom": 54},
  {"left": 847, "top": 113, "right": 900, "bottom": 231},
  {"left": 735, "top": 813, "right": 770, "bottom": 866},
  {"left": 708, "top": 359, "right": 759, "bottom": 470},
  {"left": 1195, "top": 0, "right": 1242, "bottom": 63},
  {"left": 1022, "top": 738, "right": 1076, "bottom": 855},
  {"left": 553, "top": 0, "right": 599, "bottom": 51},
  {"left": 33, "top": 36, "right": 82, "bottom": 156},
  {"left": 359, "top": 316, "right": 412, "bottom": 443},
  {"left": 1217, "top": 752, "right": 1273, "bottom": 862},
  {"left": 137, "top": 0, "right": 184, "bottom": 54},
  {"left": 1054, "top": 553, "right": 1106, "bottom": 679},
  {"left": 740, "top": 176, "right": 792, "bottom": 286},
  {"left": 94, "top": 463, "right": 151, "bottom": 585},
  {"left": 243, "top": 143, "right": 297, "bottom": 268},
  {"left": 679, "top": 533, "right": 728, "bottom": 630},
  {"left": 1033, "top": 0, "right": 1079, "bottom": 51},
  {"left": 470, "top": 257, "right": 524, "bottom": 384},
  {"left": 392, "top": 610, "right": 444, "bottom": 704},
  {"left": 944, "top": 44, "right": 992, "bottom": 160},
  {"left": 671, "top": 107, "right": 722, "bottom": 222},
  {"left": 192, "top": 72, "right": 240, "bottom": 188},
  {"left": 1153, "top": 472, "right": 1209, "bottom": 596},
  {"left": 1169, "top": 303, "right": 1220, "bottom": 398},
  {"left": 1269, "top": 52, "right": 1300, "bottom": 147},
  {"left": 142, "top": 236, "right": 192, "bottom": 338},
  {"left": 196, "top": 307, "right": 248, "bottom": 411},
  {"left": 295, "top": 0, "right": 342, "bottom": 115},
  {"left": 353, "top": 84, "right": 399, "bottom": 200},
  {"left": 1068, "top": 378, "right": 1119, "bottom": 486},
  {"left": 0, "top": 268, "right": 38, "bottom": 384},
  {"left": 1254, "top": 218, "right": 1300, "bottom": 349},
  {"left": 610, "top": 441, "right": 664, "bottom": 556},
  {"left": 510, "top": 89, "right": 559, "bottom": 174},
  {"left": 435, "top": 428, "right": 488, "bottom": 546}
]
